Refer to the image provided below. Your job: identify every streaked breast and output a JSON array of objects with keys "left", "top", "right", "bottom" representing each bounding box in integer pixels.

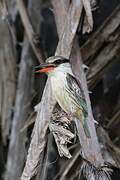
[{"left": 50, "top": 71, "right": 71, "bottom": 112}]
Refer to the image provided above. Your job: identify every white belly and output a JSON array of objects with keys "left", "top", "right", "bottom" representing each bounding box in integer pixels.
[{"left": 50, "top": 71, "right": 75, "bottom": 113}]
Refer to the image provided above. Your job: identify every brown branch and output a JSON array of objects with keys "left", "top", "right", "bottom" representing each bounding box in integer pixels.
[
  {"left": 81, "top": 4, "right": 120, "bottom": 62},
  {"left": 5, "top": 0, "right": 45, "bottom": 180},
  {"left": 55, "top": 0, "right": 83, "bottom": 57},
  {"left": 0, "top": 16, "right": 16, "bottom": 144},
  {"left": 70, "top": 42, "right": 104, "bottom": 167},
  {"left": 5, "top": 37, "right": 33, "bottom": 180},
  {"left": 83, "top": 5, "right": 120, "bottom": 88},
  {"left": 87, "top": 36, "right": 120, "bottom": 88},
  {"left": 16, "top": 0, "right": 45, "bottom": 63},
  {"left": 21, "top": 80, "right": 55, "bottom": 180}
]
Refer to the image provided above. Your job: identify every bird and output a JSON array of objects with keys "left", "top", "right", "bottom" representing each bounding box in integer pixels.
[{"left": 35, "top": 56, "right": 90, "bottom": 138}]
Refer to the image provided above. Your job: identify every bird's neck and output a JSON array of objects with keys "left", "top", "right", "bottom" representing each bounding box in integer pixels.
[{"left": 48, "top": 63, "right": 73, "bottom": 77}]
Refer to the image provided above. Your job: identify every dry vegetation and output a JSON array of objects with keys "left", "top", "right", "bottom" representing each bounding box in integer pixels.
[{"left": 0, "top": 0, "right": 120, "bottom": 180}]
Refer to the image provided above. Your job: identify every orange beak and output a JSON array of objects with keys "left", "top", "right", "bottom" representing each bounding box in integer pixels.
[{"left": 35, "top": 63, "right": 56, "bottom": 73}]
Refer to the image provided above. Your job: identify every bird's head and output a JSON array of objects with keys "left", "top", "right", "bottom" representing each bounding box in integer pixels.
[{"left": 35, "top": 56, "right": 69, "bottom": 73}]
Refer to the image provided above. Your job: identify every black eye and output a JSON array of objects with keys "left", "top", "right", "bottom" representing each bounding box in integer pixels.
[
  {"left": 63, "top": 59, "right": 69, "bottom": 63},
  {"left": 54, "top": 58, "right": 69, "bottom": 65},
  {"left": 54, "top": 59, "right": 61, "bottom": 64}
]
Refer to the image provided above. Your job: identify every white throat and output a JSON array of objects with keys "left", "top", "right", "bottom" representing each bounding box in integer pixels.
[{"left": 48, "top": 63, "right": 73, "bottom": 76}]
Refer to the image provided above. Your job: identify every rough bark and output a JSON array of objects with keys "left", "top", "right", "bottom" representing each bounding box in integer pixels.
[
  {"left": 0, "top": 19, "right": 16, "bottom": 144},
  {"left": 81, "top": 4, "right": 120, "bottom": 62},
  {"left": 16, "top": 0, "right": 45, "bottom": 63},
  {"left": 5, "top": 0, "right": 43, "bottom": 180},
  {"left": 5, "top": 36, "right": 33, "bottom": 180},
  {"left": 81, "top": 5, "right": 120, "bottom": 88},
  {"left": 70, "top": 43, "right": 104, "bottom": 166},
  {"left": 7, "top": 0, "right": 18, "bottom": 21}
]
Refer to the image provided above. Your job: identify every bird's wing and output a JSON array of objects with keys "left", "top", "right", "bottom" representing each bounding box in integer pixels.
[{"left": 66, "top": 73, "right": 88, "bottom": 115}]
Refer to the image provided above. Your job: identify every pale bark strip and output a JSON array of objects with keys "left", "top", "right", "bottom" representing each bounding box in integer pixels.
[
  {"left": 16, "top": 0, "right": 45, "bottom": 63},
  {"left": 7, "top": 0, "right": 18, "bottom": 21},
  {"left": 21, "top": 0, "right": 85, "bottom": 179},
  {"left": 21, "top": 80, "right": 56, "bottom": 180},
  {"left": 0, "top": 19, "right": 16, "bottom": 144},
  {"left": 51, "top": 0, "right": 69, "bottom": 36},
  {"left": 5, "top": 0, "right": 43, "bottom": 179},
  {"left": 82, "top": 0, "right": 93, "bottom": 33},
  {"left": 55, "top": 0, "right": 94, "bottom": 56},
  {"left": 71, "top": 42, "right": 104, "bottom": 166},
  {"left": 5, "top": 37, "right": 33, "bottom": 180},
  {"left": 55, "top": 0, "right": 83, "bottom": 57}
]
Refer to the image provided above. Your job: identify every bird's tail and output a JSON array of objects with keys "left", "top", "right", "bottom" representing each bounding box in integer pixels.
[
  {"left": 77, "top": 110, "right": 91, "bottom": 138},
  {"left": 83, "top": 120, "right": 91, "bottom": 138}
]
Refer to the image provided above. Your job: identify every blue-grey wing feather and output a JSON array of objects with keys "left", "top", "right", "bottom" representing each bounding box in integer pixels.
[{"left": 66, "top": 73, "right": 88, "bottom": 115}]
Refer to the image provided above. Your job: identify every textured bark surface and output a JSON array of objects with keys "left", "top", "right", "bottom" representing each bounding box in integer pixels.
[
  {"left": 81, "top": 5, "right": 120, "bottom": 62},
  {"left": 5, "top": 0, "right": 43, "bottom": 179},
  {"left": 16, "top": 0, "right": 45, "bottom": 63},
  {"left": 82, "top": 5, "right": 120, "bottom": 87},
  {"left": 0, "top": 19, "right": 16, "bottom": 144},
  {"left": 0, "top": 0, "right": 120, "bottom": 180},
  {"left": 71, "top": 43, "right": 104, "bottom": 166},
  {"left": 5, "top": 38, "right": 33, "bottom": 180}
]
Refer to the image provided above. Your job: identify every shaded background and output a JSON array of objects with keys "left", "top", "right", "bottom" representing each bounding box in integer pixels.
[{"left": 0, "top": 0, "right": 120, "bottom": 179}]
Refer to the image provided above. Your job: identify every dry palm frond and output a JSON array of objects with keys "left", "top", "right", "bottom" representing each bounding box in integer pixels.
[
  {"left": 80, "top": 161, "right": 113, "bottom": 180},
  {"left": 49, "top": 109, "right": 75, "bottom": 159}
]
